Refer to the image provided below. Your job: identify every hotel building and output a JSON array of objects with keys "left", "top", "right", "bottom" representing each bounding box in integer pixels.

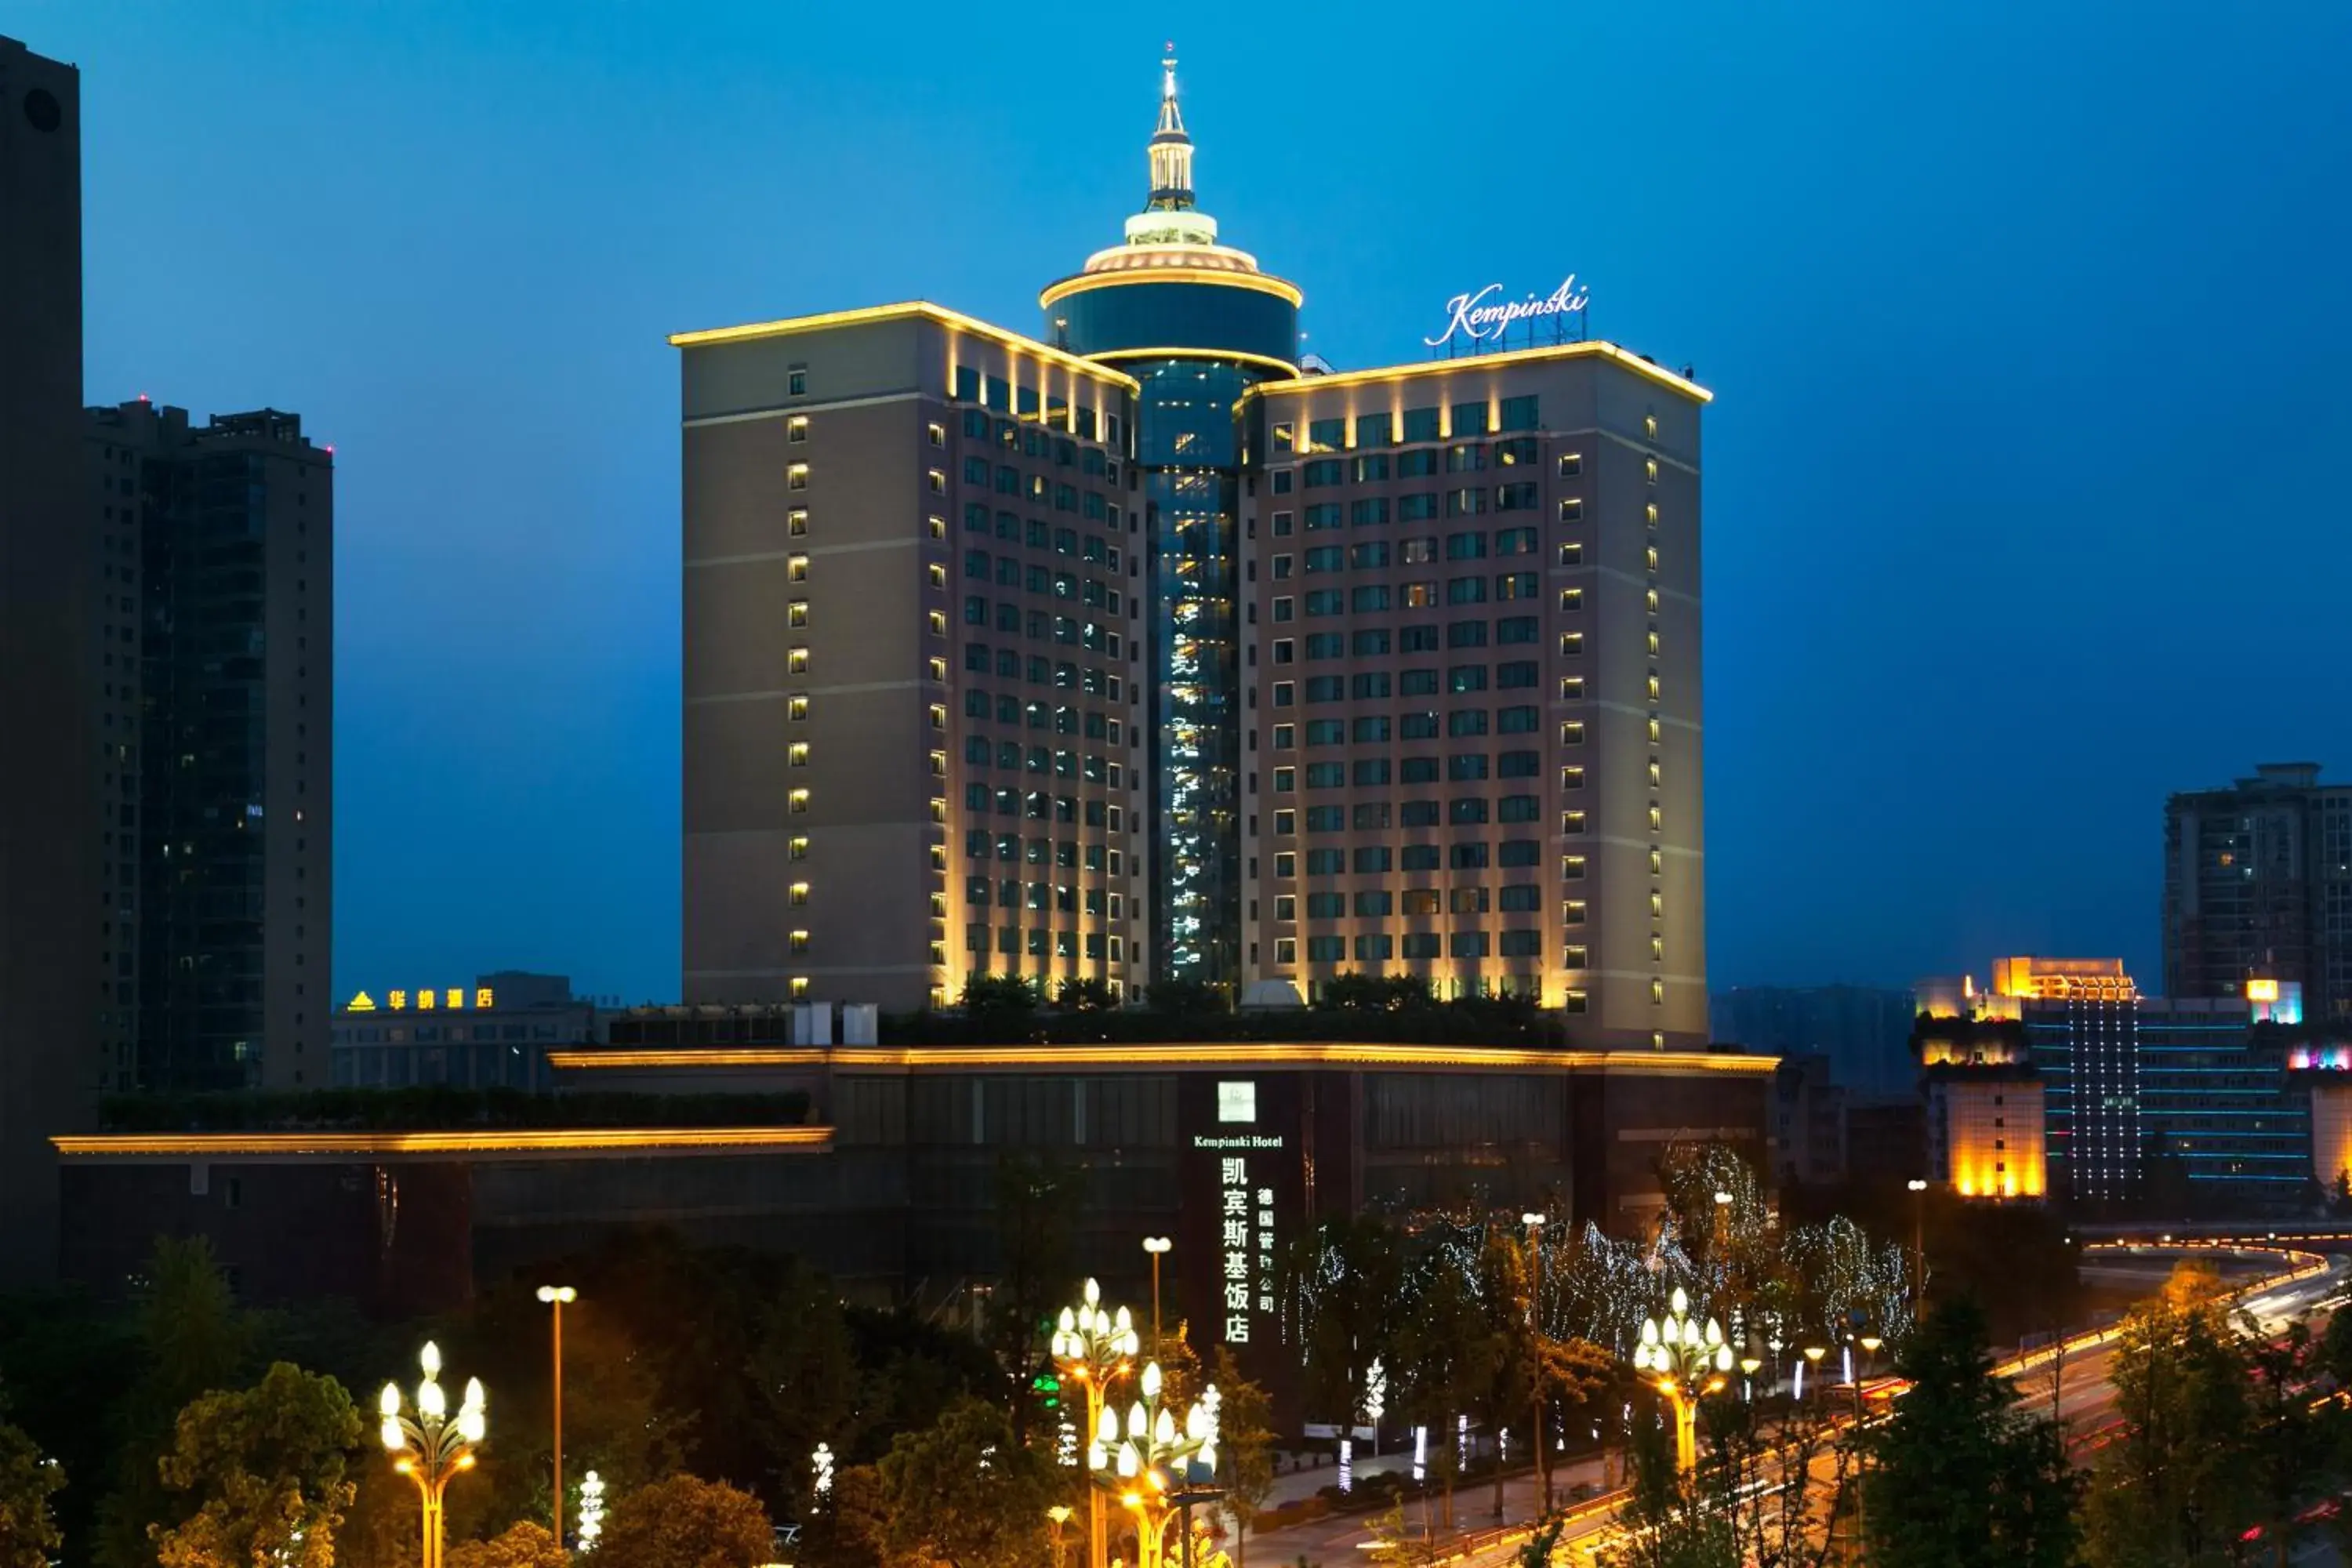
[
  {"left": 672, "top": 56, "right": 1708, "bottom": 1045},
  {"left": 675, "top": 308, "right": 1148, "bottom": 1011}
]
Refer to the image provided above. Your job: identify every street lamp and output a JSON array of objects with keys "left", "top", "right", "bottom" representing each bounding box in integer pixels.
[
  {"left": 1090, "top": 1362, "right": 1218, "bottom": 1568},
  {"left": 1047, "top": 1505, "right": 1074, "bottom": 1568},
  {"left": 1738, "top": 1356, "right": 1762, "bottom": 1403},
  {"left": 535, "top": 1285, "right": 575, "bottom": 1545},
  {"left": 379, "top": 1343, "right": 486, "bottom": 1568},
  {"left": 1798, "top": 1345, "right": 1826, "bottom": 1409},
  {"left": 1520, "top": 1211, "right": 1553, "bottom": 1512},
  {"left": 1142, "top": 1237, "right": 1173, "bottom": 1353},
  {"left": 1630, "top": 1287, "right": 1730, "bottom": 1473},
  {"left": 1053, "top": 1278, "right": 1140, "bottom": 1568},
  {"left": 1907, "top": 1178, "right": 1929, "bottom": 1314}
]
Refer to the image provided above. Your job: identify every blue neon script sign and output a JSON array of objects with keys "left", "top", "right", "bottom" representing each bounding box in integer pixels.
[{"left": 1425, "top": 277, "right": 1591, "bottom": 347}]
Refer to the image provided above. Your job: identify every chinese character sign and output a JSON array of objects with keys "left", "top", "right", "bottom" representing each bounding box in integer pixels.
[{"left": 1220, "top": 1154, "right": 1251, "bottom": 1345}]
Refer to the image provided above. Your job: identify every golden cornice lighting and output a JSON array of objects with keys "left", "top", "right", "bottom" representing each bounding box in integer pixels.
[
  {"left": 1039, "top": 267, "right": 1305, "bottom": 311},
  {"left": 1245, "top": 339, "right": 1712, "bottom": 404},
  {"left": 53, "top": 1126, "right": 833, "bottom": 1160},
  {"left": 666, "top": 301, "right": 1138, "bottom": 390},
  {"left": 544, "top": 1044, "right": 1779, "bottom": 1076}
]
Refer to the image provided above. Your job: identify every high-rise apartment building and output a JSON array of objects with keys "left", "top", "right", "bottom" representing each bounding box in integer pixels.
[
  {"left": 85, "top": 401, "right": 335, "bottom": 1091},
  {"left": 673, "top": 59, "right": 1709, "bottom": 1039},
  {"left": 0, "top": 34, "right": 94, "bottom": 1280},
  {"left": 2165, "top": 762, "right": 2352, "bottom": 1019},
  {"left": 673, "top": 308, "right": 1147, "bottom": 1012}
]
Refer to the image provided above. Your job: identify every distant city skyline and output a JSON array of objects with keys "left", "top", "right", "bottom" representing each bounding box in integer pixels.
[{"left": 22, "top": 1, "right": 2350, "bottom": 1005}]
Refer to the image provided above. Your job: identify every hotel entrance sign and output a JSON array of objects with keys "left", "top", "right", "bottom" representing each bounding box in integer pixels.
[{"left": 1425, "top": 277, "right": 1591, "bottom": 349}]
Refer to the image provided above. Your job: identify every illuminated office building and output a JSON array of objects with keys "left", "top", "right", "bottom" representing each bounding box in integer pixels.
[
  {"left": 1921, "top": 956, "right": 2316, "bottom": 1214},
  {"left": 672, "top": 56, "right": 1709, "bottom": 1040}
]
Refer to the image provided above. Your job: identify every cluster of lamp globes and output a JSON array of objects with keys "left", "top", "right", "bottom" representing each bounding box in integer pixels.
[
  {"left": 378, "top": 1341, "right": 488, "bottom": 1458},
  {"left": 1051, "top": 1279, "right": 1141, "bottom": 1363},
  {"left": 1087, "top": 1363, "right": 1219, "bottom": 1485},
  {"left": 1630, "top": 1287, "right": 1734, "bottom": 1386}
]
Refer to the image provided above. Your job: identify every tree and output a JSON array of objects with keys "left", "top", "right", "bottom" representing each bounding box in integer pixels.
[
  {"left": 986, "top": 1154, "right": 1084, "bottom": 1436},
  {"left": 151, "top": 1362, "right": 364, "bottom": 1568},
  {"left": 1142, "top": 978, "right": 1226, "bottom": 1018},
  {"left": 2239, "top": 1315, "right": 2331, "bottom": 1567},
  {"left": 1290, "top": 1216, "right": 1401, "bottom": 1476},
  {"left": 1389, "top": 1251, "right": 1486, "bottom": 1533},
  {"left": 446, "top": 1521, "right": 568, "bottom": 1568},
  {"left": 959, "top": 975, "right": 1040, "bottom": 1038},
  {"left": 749, "top": 1265, "right": 860, "bottom": 1519},
  {"left": 96, "top": 1236, "right": 255, "bottom": 1568},
  {"left": 0, "top": 1422, "right": 64, "bottom": 1568},
  {"left": 1208, "top": 1351, "right": 1273, "bottom": 1568},
  {"left": 1700, "top": 1394, "right": 1847, "bottom": 1568},
  {"left": 1052, "top": 978, "right": 1118, "bottom": 1014},
  {"left": 1471, "top": 1232, "right": 1534, "bottom": 1522},
  {"left": 1860, "top": 1299, "right": 2078, "bottom": 1568},
  {"left": 858, "top": 1400, "right": 1051, "bottom": 1568},
  {"left": 2082, "top": 1283, "right": 2253, "bottom": 1566},
  {"left": 598, "top": 1474, "right": 772, "bottom": 1568},
  {"left": 1601, "top": 1412, "right": 1733, "bottom": 1568}
]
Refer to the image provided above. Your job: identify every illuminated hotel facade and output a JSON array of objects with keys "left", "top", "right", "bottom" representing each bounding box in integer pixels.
[{"left": 673, "top": 58, "right": 1709, "bottom": 1045}]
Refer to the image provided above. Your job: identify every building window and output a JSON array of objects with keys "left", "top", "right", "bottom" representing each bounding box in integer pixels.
[
  {"left": 790, "top": 930, "right": 811, "bottom": 953},
  {"left": 788, "top": 742, "right": 811, "bottom": 767},
  {"left": 789, "top": 836, "right": 809, "bottom": 859},
  {"left": 789, "top": 554, "right": 811, "bottom": 583},
  {"left": 928, "top": 422, "right": 946, "bottom": 447},
  {"left": 788, "top": 463, "right": 810, "bottom": 490},
  {"left": 788, "top": 648, "right": 810, "bottom": 673},
  {"left": 927, "top": 469, "right": 946, "bottom": 494},
  {"left": 789, "top": 789, "right": 811, "bottom": 813},
  {"left": 1644, "top": 412, "right": 1660, "bottom": 439},
  {"left": 787, "top": 416, "right": 809, "bottom": 443},
  {"left": 789, "top": 509, "right": 809, "bottom": 536},
  {"left": 1646, "top": 458, "right": 1659, "bottom": 486},
  {"left": 789, "top": 601, "right": 810, "bottom": 627},
  {"left": 788, "top": 368, "right": 808, "bottom": 397},
  {"left": 789, "top": 882, "right": 811, "bottom": 906}
]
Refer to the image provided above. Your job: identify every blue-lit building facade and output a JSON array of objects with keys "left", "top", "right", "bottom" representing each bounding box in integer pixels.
[
  {"left": 1040, "top": 57, "right": 1301, "bottom": 985},
  {"left": 1929, "top": 956, "right": 2322, "bottom": 1214}
]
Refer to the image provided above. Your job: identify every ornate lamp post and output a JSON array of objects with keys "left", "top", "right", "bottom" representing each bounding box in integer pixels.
[
  {"left": 1630, "top": 1287, "right": 1730, "bottom": 1474},
  {"left": 535, "top": 1285, "right": 575, "bottom": 1545},
  {"left": 1053, "top": 1278, "right": 1139, "bottom": 1568},
  {"left": 1090, "top": 1362, "right": 1218, "bottom": 1568},
  {"left": 379, "top": 1342, "right": 486, "bottom": 1568}
]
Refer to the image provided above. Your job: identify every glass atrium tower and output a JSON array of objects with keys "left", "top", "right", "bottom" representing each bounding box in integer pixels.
[{"left": 1041, "top": 54, "right": 1300, "bottom": 989}]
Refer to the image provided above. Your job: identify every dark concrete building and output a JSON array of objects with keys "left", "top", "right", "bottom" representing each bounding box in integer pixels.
[
  {"left": 85, "top": 401, "right": 335, "bottom": 1091},
  {"left": 0, "top": 34, "right": 94, "bottom": 1283},
  {"left": 2165, "top": 762, "right": 2352, "bottom": 1021},
  {"left": 53, "top": 1040, "right": 1776, "bottom": 1368}
]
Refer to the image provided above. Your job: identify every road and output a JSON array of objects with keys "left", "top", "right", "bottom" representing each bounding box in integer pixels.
[{"left": 1234, "top": 1243, "right": 2348, "bottom": 1568}]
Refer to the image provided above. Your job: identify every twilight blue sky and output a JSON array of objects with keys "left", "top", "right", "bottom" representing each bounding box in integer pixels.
[{"left": 27, "top": 1, "right": 2352, "bottom": 1005}]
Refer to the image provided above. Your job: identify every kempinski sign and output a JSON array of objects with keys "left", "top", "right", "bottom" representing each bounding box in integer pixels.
[{"left": 1425, "top": 277, "right": 1591, "bottom": 348}]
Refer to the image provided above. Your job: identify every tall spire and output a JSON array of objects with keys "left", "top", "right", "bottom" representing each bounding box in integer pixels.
[{"left": 1147, "top": 43, "right": 1195, "bottom": 212}]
